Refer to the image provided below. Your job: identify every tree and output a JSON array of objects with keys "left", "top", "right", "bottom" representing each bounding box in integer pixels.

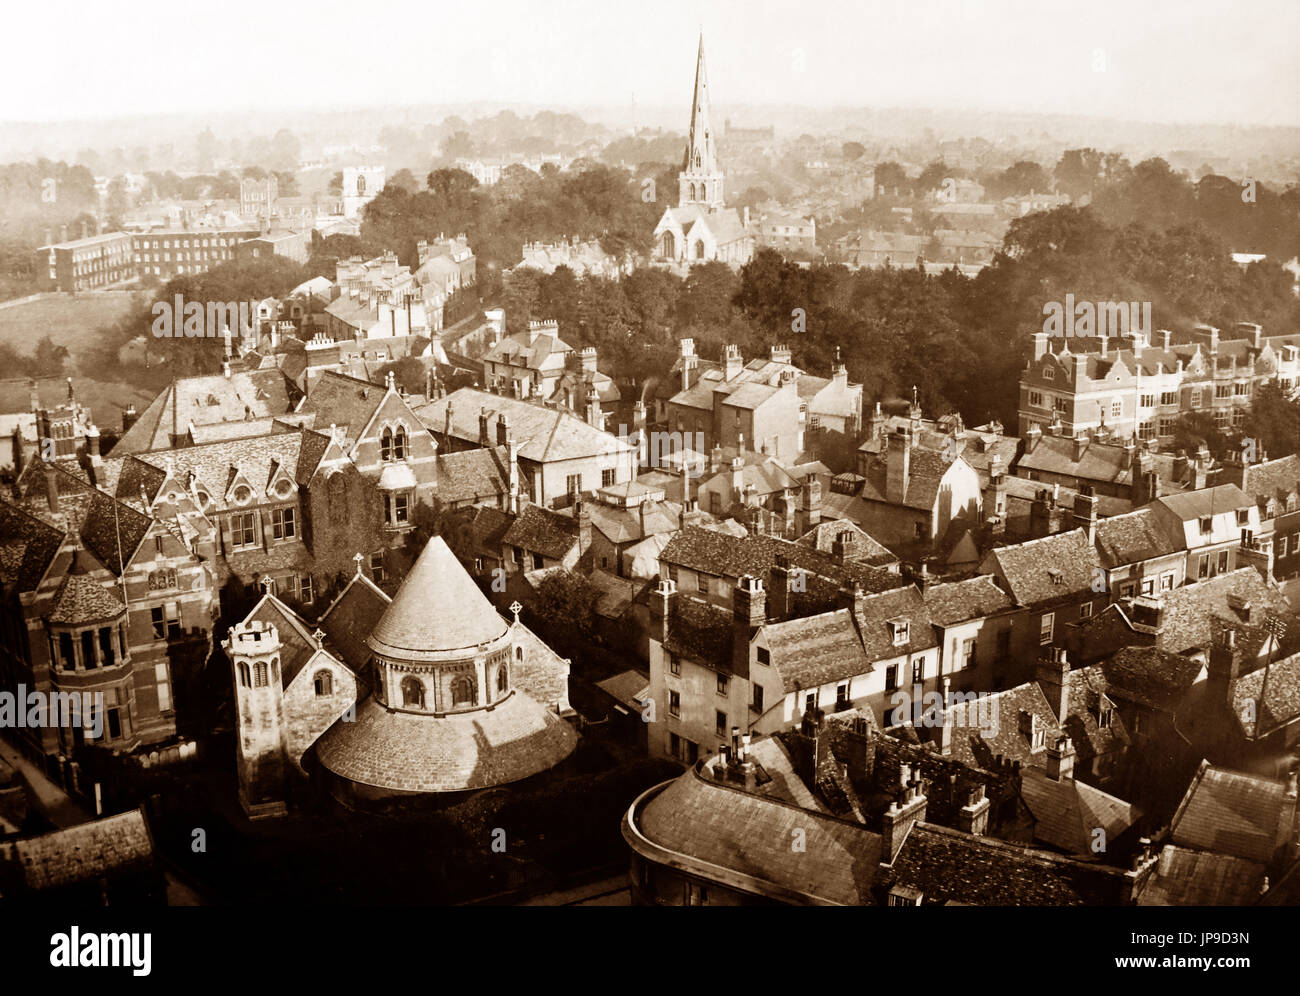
[
  {"left": 873, "top": 161, "right": 907, "bottom": 195},
  {"left": 1242, "top": 381, "right": 1300, "bottom": 461},
  {"left": 841, "top": 141, "right": 866, "bottom": 162},
  {"left": 532, "top": 569, "right": 600, "bottom": 639}
]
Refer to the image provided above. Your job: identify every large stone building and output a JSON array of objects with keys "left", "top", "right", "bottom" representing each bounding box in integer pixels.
[
  {"left": 225, "top": 535, "right": 576, "bottom": 813},
  {"left": 652, "top": 36, "right": 753, "bottom": 269}
]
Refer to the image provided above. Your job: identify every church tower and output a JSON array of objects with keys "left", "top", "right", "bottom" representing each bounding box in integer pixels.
[
  {"left": 226, "top": 617, "right": 289, "bottom": 819},
  {"left": 678, "top": 34, "right": 725, "bottom": 211}
]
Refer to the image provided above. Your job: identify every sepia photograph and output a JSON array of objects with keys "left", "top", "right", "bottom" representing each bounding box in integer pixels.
[{"left": 0, "top": 0, "right": 1296, "bottom": 970}]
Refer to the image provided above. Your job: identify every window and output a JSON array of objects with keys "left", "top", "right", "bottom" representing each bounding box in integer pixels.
[
  {"left": 384, "top": 491, "right": 410, "bottom": 526},
  {"left": 1039, "top": 612, "right": 1054, "bottom": 645},
  {"left": 1079, "top": 602, "right": 1093, "bottom": 619},
  {"left": 1160, "top": 572, "right": 1175, "bottom": 591},
  {"left": 1138, "top": 421, "right": 1155, "bottom": 440},
  {"left": 911, "top": 658, "right": 923, "bottom": 684},
  {"left": 1028, "top": 390, "right": 1043, "bottom": 408},
  {"left": 254, "top": 661, "right": 268, "bottom": 687},
  {"left": 756, "top": 646, "right": 770, "bottom": 666},
  {"left": 296, "top": 574, "right": 314, "bottom": 603},
  {"left": 566, "top": 474, "right": 581, "bottom": 497},
  {"left": 1234, "top": 381, "right": 1249, "bottom": 396},
  {"left": 393, "top": 426, "right": 406, "bottom": 460},
  {"left": 669, "top": 690, "right": 681, "bottom": 717},
  {"left": 669, "top": 655, "right": 681, "bottom": 676},
  {"left": 1055, "top": 397, "right": 1069, "bottom": 413},
  {"left": 59, "top": 632, "right": 74, "bottom": 669},
  {"left": 715, "top": 710, "right": 727, "bottom": 735},
  {"left": 238, "top": 661, "right": 250, "bottom": 687},
  {"left": 602, "top": 468, "right": 616, "bottom": 487},
  {"left": 885, "top": 664, "right": 898, "bottom": 691},
  {"left": 1043, "top": 367, "right": 1055, "bottom": 381},
  {"left": 1199, "top": 515, "right": 1213, "bottom": 535},
  {"left": 1160, "top": 390, "right": 1177, "bottom": 405},
  {"left": 231, "top": 511, "right": 257, "bottom": 547},
  {"left": 716, "top": 672, "right": 729, "bottom": 695},
  {"left": 1111, "top": 400, "right": 1122, "bottom": 419},
  {"left": 805, "top": 692, "right": 816, "bottom": 713},
  {"left": 313, "top": 670, "right": 333, "bottom": 696},
  {"left": 960, "top": 637, "right": 975, "bottom": 669},
  {"left": 1198, "top": 554, "right": 1209, "bottom": 579},
  {"left": 697, "top": 574, "right": 709, "bottom": 595},
  {"left": 1140, "top": 394, "right": 1155, "bottom": 408},
  {"left": 891, "top": 620, "right": 910, "bottom": 645},
  {"left": 1217, "top": 550, "right": 1229, "bottom": 574},
  {"left": 1159, "top": 416, "right": 1176, "bottom": 436},
  {"left": 1236, "top": 509, "right": 1250, "bottom": 527},
  {"left": 752, "top": 685, "right": 764, "bottom": 713},
  {"left": 370, "top": 552, "right": 386, "bottom": 583},
  {"left": 151, "top": 602, "right": 180, "bottom": 639},
  {"left": 378, "top": 428, "right": 394, "bottom": 461},
  {"left": 402, "top": 676, "right": 426, "bottom": 708},
  {"left": 1215, "top": 383, "right": 1231, "bottom": 399},
  {"left": 271, "top": 507, "right": 296, "bottom": 540},
  {"left": 836, "top": 683, "right": 850, "bottom": 710},
  {"left": 497, "top": 666, "right": 508, "bottom": 693}
]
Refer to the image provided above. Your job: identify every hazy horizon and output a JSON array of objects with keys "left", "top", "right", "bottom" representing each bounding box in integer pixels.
[{"left": 4, "top": 0, "right": 1298, "bottom": 129}]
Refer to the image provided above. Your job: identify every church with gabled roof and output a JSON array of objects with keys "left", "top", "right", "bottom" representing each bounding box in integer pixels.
[{"left": 652, "top": 35, "right": 755, "bottom": 269}]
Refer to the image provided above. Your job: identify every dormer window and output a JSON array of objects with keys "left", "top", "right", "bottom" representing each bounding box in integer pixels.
[
  {"left": 1098, "top": 704, "right": 1113, "bottom": 729},
  {"left": 889, "top": 619, "right": 910, "bottom": 646},
  {"left": 232, "top": 485, "right": 252, "bottom": 505},
  {"left": 1237, "top": 508, "right": 1251, "bottom": 526},
  {"left": 274, "top": 478, "right": 292, "bottom": 499},
  {"left": 1047, "top": 568, "right": 1063, "bottom": 585},
  {"left": 1199, "top": 515, "right": 1213, "bottom": 534},
  {"left": 1043, "top": 366, "right": 1054, "bottom": 380}
]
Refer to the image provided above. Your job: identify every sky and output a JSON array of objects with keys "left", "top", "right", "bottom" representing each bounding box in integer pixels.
[{"left": 3, "top": 0, "right": 1298, "bottom": 126}]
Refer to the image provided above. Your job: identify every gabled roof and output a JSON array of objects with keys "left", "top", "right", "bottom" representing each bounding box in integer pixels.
[
  {"left": 317, "top": 570, "right": 391, "bottom": 671},
  {"left": 1169, "top": 761, "right": 1294, "bottom": 863},
  {"left": 764, "top": 608, "right": 871, "bottom": 689},
  {"left": 1101, "top": 646, "right": 1205, "bottom": 712},
  {"left": 502, "top": 505, "right": 580, "bottom": 560},
  {"left": 1232, "top": 650, "right": 1300, "bottom": 739},
  {"left": 246, "top": 593, "right": 327, "bottom": 688},
  {"left": 1138, "top": 846, "right": 1266, "bottom": 906},
  {"left": 47, "top": 572, "right": 125, "bottom": 625},
  {"left": 858, "top": 447, "right": 963, "bottom": 512},
  {"left": 1019, "top": 766, "right": 1141, "bottom": 855},
  {"left": 851, "top": 586, "right": 937, "bottom": 661},
  {"left": 297, "top": 370, "right": 390, "bottom": 441},
  {"left": 1154, "top": 484, "right": 1253, "bottom": 521},
  {"left": 922, "top": 576, "right": 1014, "bottom": 626},
  {"left": 1, "top": 807, "right": 154, "bottom": 891},
  {"left": 795, "top": 519, "right": 898, "bottom": 570},
  {"left": 367, "top": 536, "right": 507, "bottom": 660},
  {"left": 1094, "top": 508, "right": 1182, "bottom": 567},
  {"left": 979, "top": 528, "right": 1101, "bottom": 608},
  {"left": 0, "top": 500, "right": 64, "bottom": 593}
]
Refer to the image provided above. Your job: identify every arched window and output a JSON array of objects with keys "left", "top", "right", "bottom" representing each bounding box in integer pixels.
[
  {"left": 254, "top": 661, "right": 268, "bottom": 687},
  {"left": 313, "top": 670, "right": 333, "bottom": 696},
  {"left": 515, "top": 646, "right": 523, "bottom": 660},
  {"left": 393, "top": 426, "right": 407, "bottom": 460},
  {"left": 661, "top": 231, "right": 675, "bottom": 258},
  {"left": 356, "top": 175, "right": 366, "bottom": 195},
  {"left": 401, "top": 676, "right": 425, "bottom": 709},
  {"left": 238, "top": 661, "right": 250, "bottom": 687},
  {"left": 380, "top": 427, "right": 393, "bottom": 461},
  {"left": 497, "top": 666, "right": 508, "bottom": 693},
  {"left": 451, "top": 676, "right": 476, "bottom": 706}
]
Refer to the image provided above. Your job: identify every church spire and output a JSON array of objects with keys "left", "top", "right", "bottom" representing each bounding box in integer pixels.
[{"left": 679, "top": 33, "right": 724, "bottom": 210}]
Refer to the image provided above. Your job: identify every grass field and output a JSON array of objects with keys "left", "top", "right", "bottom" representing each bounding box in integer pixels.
[
  {"left": 0, "top": 291, "right": 154, "bottom": 432},
  {"left": 0, "top": 290, "right": 144, "bottom": 354}
]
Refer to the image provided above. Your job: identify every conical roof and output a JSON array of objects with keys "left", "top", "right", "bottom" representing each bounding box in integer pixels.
[{"left": 367, "top": 536, "right": 507, "bottom": 660}]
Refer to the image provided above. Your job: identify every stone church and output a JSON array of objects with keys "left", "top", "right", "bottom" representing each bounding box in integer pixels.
[
  {"left": 652, "top": 36, "right": 755, "bottom": 268},
  {"left": 224, "top": 535, "right": 576, "bottom": 816}
]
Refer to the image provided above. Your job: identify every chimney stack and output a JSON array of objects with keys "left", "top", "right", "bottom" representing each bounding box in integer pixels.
[
  {"left": 43, "top": 463, "right": 59, "bottom": 514},
  {"left": 1046, "top": 735, "right": 1075, "bottom": 781},
  {"left": 1036, "top": 647, "right": 1070, "bottom": 722}
]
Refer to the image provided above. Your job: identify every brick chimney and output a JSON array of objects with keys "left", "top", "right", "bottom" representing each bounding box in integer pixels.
[
  {"left": 496, "top": 412, "right": 509, "bottom": 447},
  {"left": 1024, "top": 423, "right": 1042, "bottom": 454},
  {"left": 651, "top": 576, "right": 676, "bottom": 642},
  {"left": 733, "top": 574, "right": 765, "bottom": 679},
  {"left": 801, "top": 476, "right": 822, "bottom": 532},
  {"left": 723, "top": 344, "right": 743, "bottom": 380},
  {"left": 680, "top": 338, "right": 697, "bottom": 391},
  {"left": 1072, "top": 485, "right": 1098, "bottom": 543},
  {"left": 574, "top": 498, "right": 592, "bottom": 552},
  {"left": 1037, "top": 647, "right": 1070, "bottom": 722},
  {"left": 769, "top": 554, "right": 792, "bottom": 621},
  {"left": 955, "top": 784, "right": 991, "bottom": 835},
  {"left": 1046, "top": 735, "right": 1076, "bottom": 781},
  {"left": 1207, "top": 626, "right": 1242, "bottom": 707},
  {"left": 885, "top": 428, "right": 911, "bottom": 504},
  {"left": 478, "top": 408, "right": 489, "bottom": 446},
  {"left": 882, "top": 769, "right": 928, "bottom": 861}
]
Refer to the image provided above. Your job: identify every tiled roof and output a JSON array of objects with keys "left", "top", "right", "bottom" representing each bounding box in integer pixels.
[
  {"left": 502, "top": 504, "right": 580, "bottom": 560},
  {"left": 765, "top": 609, "right": 871, "bottom": 688},
  {"left": 980, "top": 528, "right": 1101, "bottom": 608},
  {"left": 0, "top": 500, "right": 64, "bottom": 593},
  {"left": 482, "top": 328, "right": 573, "bottom": 370},
  {"left": 664, "top": 594, "right": 734, "bottom": 672},
  {"left": 857, "top": 447, "right": 957, "bottom": 511},
  {"left": 903, "top": 681, "right": 1063, "bottom": 771},
  {"left": 890, "top": 823, "right": 1131, "bottom": 905},
  {"left": 1020, "top": 767, "right": 1141, "bottom": 854},
  {"left": 795, "top": 519, "right": 898, "bottom": 569},
  {"left": 47, "top": 573, "right": 125, "bottom": 625},
  {"left": 245, "top": 594, "right": 326, "bottom": 688},
  {"left": 2, "top": 808, "right": 154, "bottom": 890},
  {"left": 435, "top": 447, "right": 510, "bottom": 505},
  {"left": 1094, "top": 508, "right": 1182, "bottom": 567},
  {"left": 1155, "top": 568, "right": 1291, "bottom": 655},
  {"left": 1154, "top": 484, "right": 1253, "bottom": 521},
  {"left": 1101, "top": 646, "right": 1205, "bottom": 712},
  {"left": 660, "top": 525, "right": 900, "bottom": 594},
  {"left": 1239, "top": 453, "right": 1300, "bottom": 505},
  {"left": 1232, "top": 650, "right": 1300, "bottom": 738},
  {"left": 368, "top": 536, "right": 508, "bottom": 660},
  {"left": 851, "top": 586, "right": 937, "bottom": 661},
  {"left": 508, "top": 619, "right": 571, "bottom": 713},
  {"left": 1169, "top": 761, "right": 1292, "bottom": 863},
  {"left": 1064, "top": 666, "right": 1131, "bottom": 760},
  {"left": 923, "top": 576, "right": 1013, "bottom": 626},
  {"left": 314, "top": 689, "right": 577, "bottom": 793}
]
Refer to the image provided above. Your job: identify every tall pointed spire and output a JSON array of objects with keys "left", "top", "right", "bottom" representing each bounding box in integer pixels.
[{"left": 679, "top": 33, "right": 725, "bottom": 210}]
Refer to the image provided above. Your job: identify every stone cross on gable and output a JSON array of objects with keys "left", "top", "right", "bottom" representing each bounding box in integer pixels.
[
  {"left": 260, "top": 576, "right": 274, "bottom": 594},
  {"left": 312, "top": 628, "right": 325, "bottom": 647},
  {"left": 509, "top": 601, "right": 523, "bottom": 623},
  {"left": 353, "top": 552, "right": 365, "bottom": 575}
]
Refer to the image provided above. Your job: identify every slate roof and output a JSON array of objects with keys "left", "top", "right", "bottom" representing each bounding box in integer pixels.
[
  {"left": 1015, "top": 436, "right": 1181, "bottom": 487},
  {"left": 1094, "top": 508, "right": 1182, "bottom": 568},
  {"left": 764, "top": 608, "right": 871, "bottom": 688},
  {"left": 923, "top": 576, "right": 1014, "bottom": 626},
  {"left": 314, "top": 689, "right": 577, "bottom": 793},
  {"left": 508, "top": 618, "right": 572, "bottom": 713},
  {"left": 0, "top": 500, "right": 64, "bottom": 593},
  {"left": 1169, "top": 761, "right": 1293, "bottom": 863},
  {"left": 367, "top": 537, "right": 508, "bottom": 659},
  {"left": 296, "top": 370, "right": 388, "bottom": 441},
  {"left": 418, "top": 388, "right": 633, "bottom": 463},
  {"left": 1019, "top": 767, "right": 1141, "bottom": 854},
  {"left": 630, "top": 760, "right": 882, "bottom": 905},
  {"left": 446, "top": 505, "right": 515, "bottom": 559},
  {"left": 317, "top": 570, "right": 391, "bottom": 672},
  {"left": 1, "top": 807, "right": 154, "bottom": 890},
  {"left": 483, "top": 328, "right": 574, "bottom": 370},
  {"left": 902, "top": 681, "right": 1063, "bottom": 771},
  {"left": 889, "top": 822, "right": 1132, "bottom": 906},
  {"left": 502, "top": 504, "right": 580, "bottom": 560},
  {"left": 1239, "top": 453, "right": 1300, "bottom": 506},
  {"left": 1138, "top": 846, "right": 1266, "bottom": 905},
  {"left": 1101, "top": 647, "right": 1206, "bottom": 712},
  {"left": 1154, "top": 568, "right": 1291, "bottom": 655},
  {"left": 663, "top": 594, "right": 734, "bottom": 672},
  {"left": 857, "top": 447, "right": 958, "bottom": 511},
  {"left": 852, "top": 586, "right": 937, "bottom": 661},
  {"left": 980, "top": 528, "right": 1102, "bottom": 608},
  {"left": 795, "top": 519, "right": 898, "bottom": 569},
  {"left": 111, "top": 369, "right": 295, "bottom": 455},
  {"left": 1155, "top": 484, "right": 1253, "bottom": 521},
  {"left": 1064, "top": 666, "right": 1131, "bottom": 761}
]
